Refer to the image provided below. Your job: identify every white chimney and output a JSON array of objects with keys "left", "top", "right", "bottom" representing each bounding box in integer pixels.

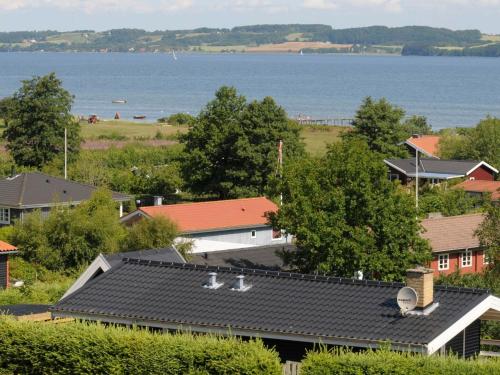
[
  {"left": 204, "top": 272, "right": 223, "bottom": 290},
  {"left": 153, "top": 196, "right": 163, "bottom": 206},
  {"left": 231, "top": 275, "right": 251, "bottom": 292}
]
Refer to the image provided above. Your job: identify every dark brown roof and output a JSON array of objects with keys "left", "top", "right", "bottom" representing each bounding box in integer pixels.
[{"left": 0, "top": 172, "right": 131, "bottom": 208}]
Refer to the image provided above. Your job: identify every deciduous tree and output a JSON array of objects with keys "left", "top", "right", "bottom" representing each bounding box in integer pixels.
[
  {"left": 270, "top": 140, "right": 430, "bottom": 281},
  {"left": 181, "top": 86, "right": 304, "bottom": 199},
  {"left": 2, "top": 73, "right": 80, "bottom": 168}
]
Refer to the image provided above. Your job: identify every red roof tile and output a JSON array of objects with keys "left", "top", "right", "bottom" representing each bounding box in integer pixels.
[
  {"left": 406, "top": 135, "right": 441, "bottom": 157},
  {"left": 421, "top": 213, "right": 485, "bottom": 253},
  {"left": 0, "top": 240, "right": 17, "bottom": 252},
  {"left": 454, "top": 180, "right": 500, "bottom": 200},
  {"left": 139, "top": 197, "right": 278, "bottom": 233}
]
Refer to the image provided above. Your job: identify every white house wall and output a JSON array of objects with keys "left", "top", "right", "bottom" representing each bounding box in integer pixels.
[{"left": 185, "top": 226, "right": 287, "bottom": 248}]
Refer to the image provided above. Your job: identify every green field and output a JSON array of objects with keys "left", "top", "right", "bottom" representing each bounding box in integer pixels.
[
  {"left": 1, "top": 119, "right": 343, "bottom": 154},
  {"left": 80, "top": 120, "right": 187, "bottom": 140}
]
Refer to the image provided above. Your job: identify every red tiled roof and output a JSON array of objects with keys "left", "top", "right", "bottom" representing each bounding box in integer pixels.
[
  {"left": 454, "top": 180, "right": 500, "bottom": 200},
  {"left": 0, "top": 240, "right": 17, "bottom": 252},
  {"left": 139, "top": 197, "right": 278, "bottom": 233},
  {"left": 421, "top": 213, "right": 485, "bottom": 253},
  {"left": 406, "top": 135, "right": 441, "bottom": 158}
]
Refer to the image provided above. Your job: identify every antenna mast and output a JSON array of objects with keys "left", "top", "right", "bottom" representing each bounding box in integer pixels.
[
  {"left": 278, "top": 140, "right": 283, "bottom": 206},
  {"left": 64, "top": 127, "right": 68, "bottom": 180},
  {"left": 415, "top": 149, "right": 418, "bottom": 210}
]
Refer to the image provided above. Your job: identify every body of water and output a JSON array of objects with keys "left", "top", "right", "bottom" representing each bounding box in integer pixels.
[{"left": 1, "top": 52, "right": 499, "bottom": 129}]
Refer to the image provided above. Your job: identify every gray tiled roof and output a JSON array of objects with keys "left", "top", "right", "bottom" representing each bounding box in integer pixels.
[
  {"left": 104, "top": 247, "right": 185, "bottom": 267},
  {"left": 385, "top": 159, "right": 488, "bottom": 177},
  {"left": 190, "top": 244, "right": 298, "bottom": 271},
  {"left": 0, "top": 172, "right": 131, "bottom": 208},
  {"left": 52, "top": 259, "right": 490, "bottom": 347}
]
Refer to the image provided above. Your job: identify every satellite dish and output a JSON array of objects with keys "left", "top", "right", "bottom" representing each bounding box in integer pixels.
[{"left": 397, "top": 287, "right": 418, "bottom": 314}]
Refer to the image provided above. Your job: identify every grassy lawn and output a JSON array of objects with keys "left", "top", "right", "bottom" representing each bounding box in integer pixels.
[
  {"left": 301, "top": 125, "right": 346, "bottom": 155},
  {"left": 80, "top": 120, "right": 188, "bottom": 140}
]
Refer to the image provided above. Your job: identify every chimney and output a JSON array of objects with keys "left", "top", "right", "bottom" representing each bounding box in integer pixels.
[
  {"left": 204, "top": 272, "right": 223, "bottom": 290},
  {"left": 406, "top": 267, "right": 434, "bottom": 309},
  {"left": 153, "top": 196, "right": 163, "bottom": 206},
  {"left": 232, "top": 275, "right": 251, "bottom": 292},
  {"left": 412, "top": 134, "right": 421, "bottom": 139}
]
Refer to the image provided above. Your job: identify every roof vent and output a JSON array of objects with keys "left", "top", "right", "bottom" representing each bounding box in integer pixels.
[
  {"left": 203, "top": 272, "right": 223, "bottom": 290},
  {"left": 412, "top": 134, "right": 421, "bottom": 138},
  {"left": 46, "top": 179, "right": 50, "bottom": 183},
  {"left": 231, "top": 275, "right": 251, "bottom": 292}
]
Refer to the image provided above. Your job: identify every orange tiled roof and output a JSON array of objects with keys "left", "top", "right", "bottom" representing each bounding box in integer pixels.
[
  {"left": 454, "top": 180, "right": 500, "bottom": 200},
  {"left": 406, "top": 135, "right": 441, "bottom": 158},
  {"left": 139, "top": 197, "right": 278, "bottom": 233},
  {"left": 421, "top": 213, "right": 485, "bottom": 253},
  {"left": 0, "top": 240, "right": 17, "bottom": 252}
]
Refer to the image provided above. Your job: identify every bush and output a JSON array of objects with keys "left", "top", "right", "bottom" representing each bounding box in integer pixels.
[
  {"left": 301, "top": 349, "right": 500, "bottom": 375},
  {"left": 158, "top": 113, "right": 195, "bottom": 126},
  {"left": 0, "top": 318, "right": 281, "bottom": 374}
]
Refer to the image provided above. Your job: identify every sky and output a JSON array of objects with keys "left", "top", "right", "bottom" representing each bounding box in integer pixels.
[{"left": 0, "top": 0, "right": 499, "bottom": 34}]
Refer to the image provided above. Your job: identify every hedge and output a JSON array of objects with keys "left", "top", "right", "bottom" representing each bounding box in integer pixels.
[
  {"left": 301, "top": 349, "right": 500, "bottom": 375},
  {"left": 0, "top": 318, "right": 281, "bottom": 374}
]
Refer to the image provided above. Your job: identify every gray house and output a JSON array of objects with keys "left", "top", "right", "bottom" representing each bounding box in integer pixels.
[
  {"left": 0, "top": 172, "right": 131, "bottom": 226},
  {"left": 52, "top": 263, "right": 500, "bottom": 361},
  {"left": 120, "top": 197, "right": 289, "bottom": 252}
]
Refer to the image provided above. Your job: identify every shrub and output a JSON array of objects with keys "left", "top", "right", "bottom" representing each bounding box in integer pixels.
[
  {"left": 301, "top": 349, "right": 500, "bottom": 375},
  {"left": 159, "top": 113, "right": 195, "bottom": 126},
  {"left": 0, "top": 318, "right": 281, "bottom": 374}
]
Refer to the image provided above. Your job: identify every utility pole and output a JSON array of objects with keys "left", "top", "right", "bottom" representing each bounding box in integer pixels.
[
  {"left": 64, "top": 127, "right": 68, "bottom": 180},
  {"left": 278, "top": 139, "right": 283, "bottom": 206},
  {"left": 415, "top": 149, "right": 419, "bottom": 210}
]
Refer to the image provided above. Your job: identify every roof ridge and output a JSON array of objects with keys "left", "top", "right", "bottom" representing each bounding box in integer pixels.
[
  {"left": 122, "top": 257, "right": 406, "bottom": 288},
  {"left": 140, "top": 196, "right": 271, "bottom": 210},
  {"left": 422, "top": 212, "right": 485, "bottom": 221}
]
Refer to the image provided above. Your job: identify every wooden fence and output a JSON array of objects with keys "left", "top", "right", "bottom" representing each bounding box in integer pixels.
[{"left": 282, "top": 361, "right": 301, "bottom": 375}]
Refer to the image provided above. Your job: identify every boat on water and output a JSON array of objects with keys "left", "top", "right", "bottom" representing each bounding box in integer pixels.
[
  {"left": 299, "top": 50, "right": 304, "bottom": 56},
  {"left": 112, "top": 99, "right": 127, "bottom": 104},
  {"left": 172, "top": 50, "right": 177, "bottom": 60},
  {"left": 133, "top": 115, "right": 146, "bottom": 120}
]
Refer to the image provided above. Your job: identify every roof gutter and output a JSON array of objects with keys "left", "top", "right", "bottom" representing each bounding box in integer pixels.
[{"left": 50, "top": 310, "right": 427, "bottom": 354}]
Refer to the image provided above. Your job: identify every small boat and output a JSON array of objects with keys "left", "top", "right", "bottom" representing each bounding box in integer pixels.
[
  {"left": 112, "top": 99, "right": 127, "bottom": 104},
  {"left": 299, "top": 50, "right": 304, "bottom": 56},
  {"left": 133, "top": 115, "right": 146, "bottom": 120},
  {"left": 172, "top": 50, "right": 177, "bottom": 60}
]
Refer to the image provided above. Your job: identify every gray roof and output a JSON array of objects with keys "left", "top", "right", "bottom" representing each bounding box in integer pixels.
[
  {"left": 0, "top": 304, "right": 50, "bottom": 316},
  {"left": 190, "top": 244, "right": 298, "bottom": 271},
  {"left": 384, "top": 159, "right": 496, "bottom": 179},
  {"left": 104, "top": 247, "right": 185, "bottom": 267},
  {"left": 52, "top": 259, "right": 491, "bottom": 349},
  {"left": 0, "top": 172, "right": 131, "bottom": 208}
]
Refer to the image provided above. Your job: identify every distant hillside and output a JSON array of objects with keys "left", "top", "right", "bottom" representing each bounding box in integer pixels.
[{"left": 0, "top": 25, "right": 497, "bottom": 57}]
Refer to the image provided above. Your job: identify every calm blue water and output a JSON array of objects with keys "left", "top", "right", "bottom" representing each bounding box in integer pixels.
[{"left": 1, "top": 52, "right": 499, "bottom": 129}]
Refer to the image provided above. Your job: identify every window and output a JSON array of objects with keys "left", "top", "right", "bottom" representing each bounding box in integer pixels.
[
  {"left": 0, "top": 208, "right": 10, "bottom": 224},
  {"left": 272, "top": 228, "right": 283, "bottom": 240},
  {"left": 484, "top": 251, "right": 490, "bottom": 265},
  {"left": 438, "top": 254, "right": 449, "bottom": 270},
  {"left": 250, "top": 230, "right": 256, "bottom": 239},
  {"left": 461, "top": 250, "right": 472, "bottom": 268}
]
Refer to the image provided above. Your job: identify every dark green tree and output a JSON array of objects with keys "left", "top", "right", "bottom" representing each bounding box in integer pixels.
[
  {"left": 181, "top": 86, "right": 304, "bottom": 198},
  {"left": 2, "top": 73, "right": 80, "bottom": 168},
  {"left": 403, "top": 115, "right": 432, "bottom": 136},
  {"left": 476, "top": 205, "right": 500, "bottom": 274},
  {"left": 122, "top": 216, "right": 179, "bottom": 253},
  {"left": 344, "top": 97, "right": 410, "bottom": 157},
  {"left": 270, "top": 140, "right": 431, "bottom": 281}
]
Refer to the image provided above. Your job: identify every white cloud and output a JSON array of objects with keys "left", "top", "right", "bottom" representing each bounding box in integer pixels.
[
  {"left": 0, "top": 0, "right": 193, "bottom": 13},
  {"left": 303, "top": 0, "right": 337, "bottom": 10},
  {"left": 303, "top": 0, "right": 401, "bottom": 12}
]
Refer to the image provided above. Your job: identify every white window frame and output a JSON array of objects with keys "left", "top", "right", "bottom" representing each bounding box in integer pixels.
[
  {"left": 250, "top": 230, "right": 257, "bottom": 239},
  {"left": 483, "top": 251, "right": 490, "bottom": 265},
  {"left": 460, "top": 250, "right": 472, "bottom": 268},
  {"left": 0, "top": 208, "right": 10, "bottom": 224},
  {"left": 438, "top": 254, "right": 449, "bottom": 271}
]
